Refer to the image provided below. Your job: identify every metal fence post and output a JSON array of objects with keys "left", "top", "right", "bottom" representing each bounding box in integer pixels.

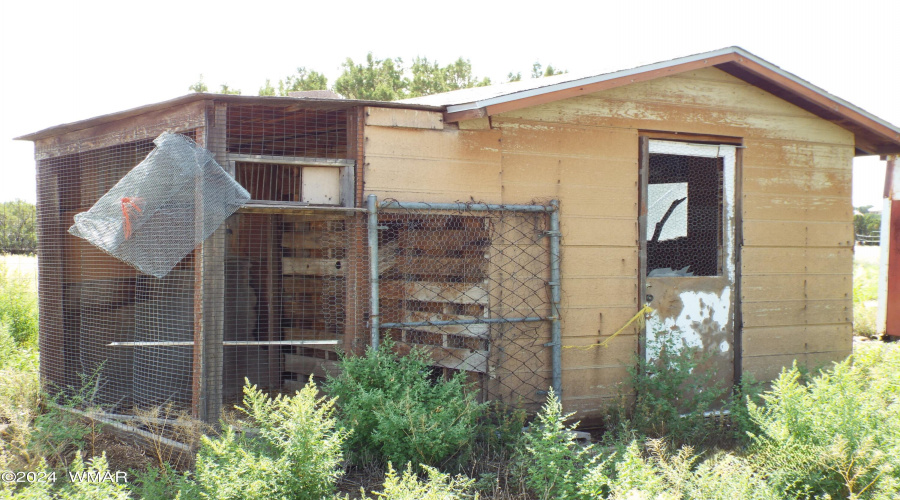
[
  {"left": 549, "top": 199, "right": 562, "bottom": 395},
  {"left": 367, "top": 195, "right": 380, "bottom": 350}
]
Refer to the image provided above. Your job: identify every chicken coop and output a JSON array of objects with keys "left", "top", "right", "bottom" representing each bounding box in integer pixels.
[
  {"left": 19, "top": 47, "right": 900, "bottom": 424},
  {"left": 21, "top": 97, "right": 558, "bottom": 423}
]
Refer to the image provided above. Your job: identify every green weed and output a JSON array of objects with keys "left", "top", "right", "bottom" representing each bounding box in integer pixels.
[
  {"left": 325, "top": 338, "right": 485, "bottom": 469},
  {"left": 191, "top": 378, "right": 348, "bottom": 500},
  {"left": 853, "top": 259, "right": 879, "bottom": 337}
]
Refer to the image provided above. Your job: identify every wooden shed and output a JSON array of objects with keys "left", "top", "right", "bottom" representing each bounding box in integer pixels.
[{"left": 19, "top": 47, "right": 900, "bottom": 422}]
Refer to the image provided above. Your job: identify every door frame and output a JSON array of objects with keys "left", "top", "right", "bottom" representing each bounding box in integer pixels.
[{"left": 637, "top": 134, "right": 744, "bottom": 385}]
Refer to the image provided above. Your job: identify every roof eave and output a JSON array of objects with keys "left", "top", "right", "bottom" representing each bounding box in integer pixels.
[
  {"left": 15, "top": 94, "right": 444, "bottom": 142},
  {"left": 440, "top": 47, "right": 900, "bottom": 157}
]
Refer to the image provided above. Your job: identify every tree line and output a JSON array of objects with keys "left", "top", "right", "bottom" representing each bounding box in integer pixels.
[
  {"left": 189, "top": 53, "right": 565, "bottom": 100},
  {"left": 0, "top": 200, "right": 36, "bottom": 254},
  {"left": 855, "top": 205, "right": 882, "bottom": 245}
]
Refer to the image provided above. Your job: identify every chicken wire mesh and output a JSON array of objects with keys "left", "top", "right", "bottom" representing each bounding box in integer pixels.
[
  {"left": 32, "top": 102, "right": 359, "bottom": 419},
  {"left": 68, "top": 132, "right": 250, "bottom": 279},
  {"left": 31, "top": 99, "right": 556, "bottom": 423},
  {"left": 220, "top": 210, "right": 370, "bottom": 405},
  {"left": 646, "top": 151, "right": 724, "bottom": 277},
  {"left": 37, "top": 134, "right": 192, "bottom": 411},
  {"left": 377, "top": 202, "right": 554, "bottom": 407}
]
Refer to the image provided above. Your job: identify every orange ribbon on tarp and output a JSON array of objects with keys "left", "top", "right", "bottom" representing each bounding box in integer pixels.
[{"left": 120, "top": 197, "right": 143, "bottom": 240}]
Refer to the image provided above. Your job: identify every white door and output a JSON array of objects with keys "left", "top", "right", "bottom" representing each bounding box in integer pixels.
[{"left": 641, "top": 139, "right": 738, "bottom": 385}]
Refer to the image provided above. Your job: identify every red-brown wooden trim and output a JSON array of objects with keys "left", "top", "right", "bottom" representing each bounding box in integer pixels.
[
  {"left": 887, "top": 157, "right": 900, "bottom": 336},
  {"left": 639, "top": 130, "right": 743, "bottom": 146},
  {"left": 443, "top": 107, "right": 487, "bottom": 123},
  {"left": 727, "top": 57, "right": 900, "bottom": 146}
]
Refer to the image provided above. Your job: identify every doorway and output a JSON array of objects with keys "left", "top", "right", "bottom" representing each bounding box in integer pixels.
[{"left": 640, "top": 138, "right": 738, "bottom": 386}]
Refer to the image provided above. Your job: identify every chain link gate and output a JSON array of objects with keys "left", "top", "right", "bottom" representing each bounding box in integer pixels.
[{"left": 368, "top": 197, "right": 561, "bottom": 407}]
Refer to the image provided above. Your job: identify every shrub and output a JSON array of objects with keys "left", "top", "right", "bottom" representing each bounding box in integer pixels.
[
  {"left": 325, "top": 339, "right": 485, "bottom": 468},
  {"left": 748, "top": 345, "right": 900, "bottom": 499},
  {"left": 626, "top": 331, "right": 727, "bottom": 446},
  {"left": 192, "top": 378, "right": 348, "bottom": 500},
  {"left": 130, "top": 464, "right": 194, "bottom": 500},
  {"left": 579, "top": 440, "right": 779, "bottom": 500},
  {"left": 0, "top": 322, "right": 37, "bottom": 373},
  {"left": 0, "top": 263, "right": 37, "bottom": 348},
  {"left": 518, "top": 389, "right": 597, "bottom": 499},
  {"left": 366, "top": 462, "right": 476, "bottom": 499},
  {"left": 723, "top": 373, "right": 764, "bottom": 447},
  {"left": 0, "top": 453, "right": 131, "bottom": 500},
  {"left": 474, "top": 400, "right": 528, "bottom": 456},
  {"left": 853, "top": 260, "right": 879, "bottom": 337}
]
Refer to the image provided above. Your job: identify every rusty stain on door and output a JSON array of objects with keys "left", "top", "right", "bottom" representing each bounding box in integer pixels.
[{"left": 642, "top": 140, "right": 737, "bottom": 385}]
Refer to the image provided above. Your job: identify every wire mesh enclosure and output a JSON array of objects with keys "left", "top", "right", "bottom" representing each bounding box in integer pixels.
[
  {"left": 221, "top": 210, "right": 369, "bottom": 403},
  {"left": 376, "top": 202, "right": 555, "bottom": 407},
  {"left": 31, "top": 98, "right": 559, "bottom": 424},
  {"left": 646, "top": 153, "right": 725, "bottom": 277}
]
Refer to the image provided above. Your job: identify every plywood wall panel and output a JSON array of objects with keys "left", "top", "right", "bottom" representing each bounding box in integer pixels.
[
  {"left": 561, "top": 306, "right": 643, "bottom": 339},
  {"left": 562, "top": 334, "right": 638, "bottom": 367},
  {"left": 499, "top": 156, "right": 638, "bottom": 190},
  {"left": 742, "top": 221, "right": 854, "bottom": 248},
  {"left": 365, "top": 126, "right": 500, "bottom": 162},
  {"left": 561, "top": 247, "right": 639, "bottom": 278},
  {"left": 365, "top": 107, "right": 443, "bottom": 130},
  {"left": 504, "top": 96, "right": 853, "bottom": 145},
  {"left": 742, "top": 166, "right": 851, "bottom": 197},
  {"left": 560, "top": 364, "right": 631, "bottom": 398},
  {"left": 741, "top": 247, "right": 853, "bottom": 275},
  {"left": 742, "top": 324, "right": 852, "bottom": 357},
  {"left": 743, "top": 350, "right": 850, "bottom": 381},
  {"left": 741, "top": 274, "right": 851, "bottom": 302},
  {"left": 562, "top": 277, "right": 639, "bottom": 308},
  {"left": 598, "top": 73, "right": 815, "bottom": 118},
  {"left": 494, "top": 119, "right": 638, "bottom": 159},
  {"left": 365, "top": 156, "right": 501, "bottom": 202},
  {"left": 742, "top": 138, "right": 855, "bottom": 171},
  {"left": 743, "top": 193, "right": 852, "bottom": 222},
  {"left": 561, "top": 217, "right": 637, "bottom": 247},
  {"left": 742, "top": 299, "right": 852, "bottom": 328}
]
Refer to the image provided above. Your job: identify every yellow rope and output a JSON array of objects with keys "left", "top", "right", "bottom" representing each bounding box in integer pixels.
[{"left": 562, "top": 304, "right": 655, "bottom": 350}]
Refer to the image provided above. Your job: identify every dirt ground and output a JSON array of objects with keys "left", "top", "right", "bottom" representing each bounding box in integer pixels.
[{"left": 89, "top": 428, "right": 153, "bottom": 473}]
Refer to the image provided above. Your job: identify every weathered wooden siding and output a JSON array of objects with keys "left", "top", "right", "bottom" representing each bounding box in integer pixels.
[
  {"left": 362, "top": 109, "right": 502, "bottom": 202},
  {"left": 364, "top": 67, "right": 855, "bottom": 416}
]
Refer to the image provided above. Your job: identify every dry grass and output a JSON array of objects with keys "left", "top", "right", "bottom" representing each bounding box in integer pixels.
[{"left": 133, "top": 403, "right": 213, "bottom": 470}]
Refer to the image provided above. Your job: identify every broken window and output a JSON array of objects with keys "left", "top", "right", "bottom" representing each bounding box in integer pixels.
[{"left": 646, "top": 152, "right": 723, "bottom": 277}]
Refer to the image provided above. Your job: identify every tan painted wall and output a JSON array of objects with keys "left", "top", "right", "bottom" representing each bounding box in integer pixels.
[{"left": 363, "top": 67, "right": 855, "bottom": 416}]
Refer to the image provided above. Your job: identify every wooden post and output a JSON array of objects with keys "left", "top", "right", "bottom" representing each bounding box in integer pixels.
[
  {"left": 192, "top": 123, "right": 206, "bottom": 421},
  {"left": 200, "top": 102, "right": 228, "bottom": 422},
  {"left": 342, "top": 107, "right": 367, "bottom": 354}
]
